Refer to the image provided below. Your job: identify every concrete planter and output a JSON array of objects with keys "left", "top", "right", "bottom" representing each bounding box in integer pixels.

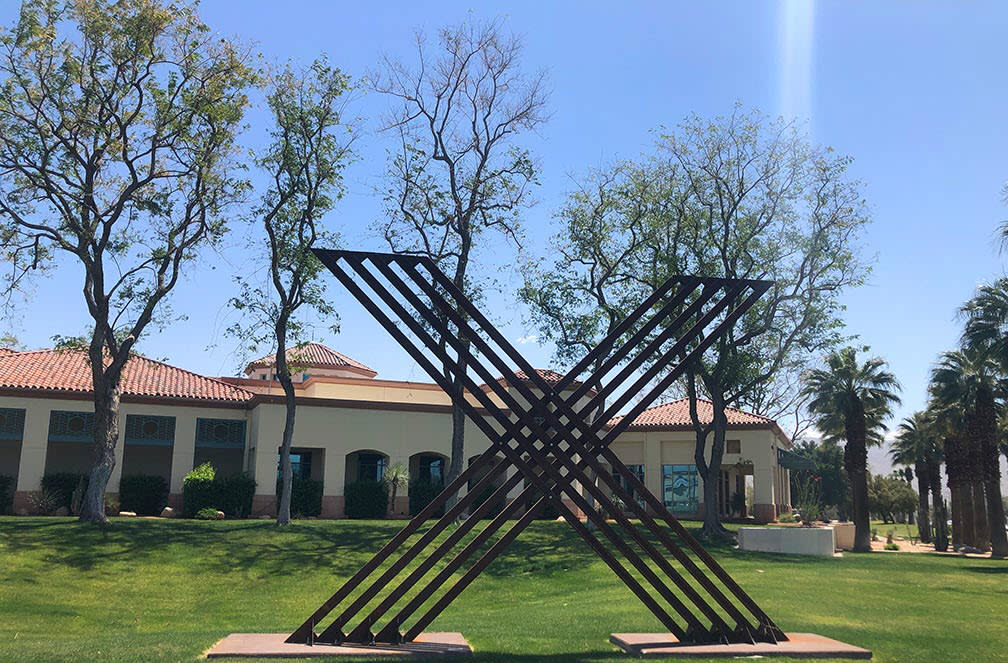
[
  {"left": 831, "top": 521, "right": 855, "bottom": 551},
  {"left": 738, "top": 526, "right": 836, "bottom": 557}
]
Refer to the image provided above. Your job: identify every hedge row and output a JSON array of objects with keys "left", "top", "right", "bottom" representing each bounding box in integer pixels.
[
  {"left": 182, "top": 462, "right": 256, "bottom": 518},
  {"left": 118, "top": 475, "right": 169, "bottom": 516},
  {"left": 0, "top": 475, "right": 13, "bottom": 514},
  {"left": 344, "top": 480, "right": 387, "bottom": 519},
  {"left": 408, "top": 479, "right": 444, "bottom": 518},
  {"left": 276, "top": 476, "right": 324, "bottom": 518},
  {"left": 40, "top": 472, "right": 88, "bottom": 511}
]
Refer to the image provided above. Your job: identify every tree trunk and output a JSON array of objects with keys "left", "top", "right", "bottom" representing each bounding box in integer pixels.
[
  {"left": 914, "top": 461, "right": 931, "bottom": 544},
  {"left": 983, "top": 474, "right": 1008, "bottom": 557},
  {"left": 79, "top": 373, "right": 121, "bottom": 524},
  {"left": 976, "top": 387, "right": 1008, "bottom": 557},
  {"left": 275, "top": 332, "right": 297, "bottom": 527},
  {"left": 949, "top": 482, "right": 961, "bottom": 548},
  {"left": 958, "top": 482, "right": 975, "bottom": 548},
  {"left": 442, "top": 312, "right": 471, "bottom": 516},
  {"left": 696, "top": 393, "right": 731, "bottom": 539},
  {"left": 844, "top": 398, "right": 871, "bottom": 552},
  {"left": 928, "top": 462, "right": 948, "bottom": 552},
  {"left": 972, "top": 480, "right": 990, "bottom": 552},
  {"left": 443, "top": 389, "right": 467, "bottom": 515}
]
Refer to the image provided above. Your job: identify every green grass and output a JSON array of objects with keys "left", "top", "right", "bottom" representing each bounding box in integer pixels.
[
  {"left": 870, "top": 519, "right": 921, "bottom": 541},
  {"left": 1, "top": 517, "right": 1006, "bottom": 663}
]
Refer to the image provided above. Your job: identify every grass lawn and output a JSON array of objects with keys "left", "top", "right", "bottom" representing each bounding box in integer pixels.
[
  {"left": 870, "top": 519, "right": 922, "bottom": 542},
  {"left": 1, "top": 517, "right": 1006, "bottom": 663}
]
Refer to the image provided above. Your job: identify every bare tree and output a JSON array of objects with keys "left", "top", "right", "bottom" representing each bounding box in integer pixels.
[
  {"left": 228, "top": 58, "right": 354, "bottom": 526},
  {"left": 0, "top": 0, "right": 254, "bottom": 522},
  {"left": 373, "top": 19, "right": 548, "bottom": 510}
]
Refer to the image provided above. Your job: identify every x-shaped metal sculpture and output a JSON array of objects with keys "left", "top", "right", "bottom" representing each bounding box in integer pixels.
[{"left": 288, "top": 249, "right": 785, "bottom": 647}]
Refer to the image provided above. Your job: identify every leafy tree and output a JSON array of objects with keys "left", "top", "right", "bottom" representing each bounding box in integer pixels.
[
  {"left": 227, "top": 58, "right": 353, "bottom": 526},
  {"left": 867, "top": 472, "right": 918, "bottom": 523},
  {"left": 890, "top": 411, "right": 938, "bottom": 543},
  {"left": 523, "top": 108, "right": 871, "bottom": 538},
  {"left": 802, "top": 346, "right": 901, "bottom": 552},
  {"left": 0, "top": 0, "right": 254, "bottom": 523},
  {"left": 790, "top": 439, "right": 848, "bottom": 518},
  {"left": 930, "top": 346, "right": 1008, "bottom": 556},
  {"left": 373, "top": 19, "right": 548, "bottom": 510}
]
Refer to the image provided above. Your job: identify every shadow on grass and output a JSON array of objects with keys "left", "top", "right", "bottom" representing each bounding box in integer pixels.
[
  {"left": 962, "top": 564, "right": 1008, "bottom": 574},
  {"left": 0, "top": 516, "right": 805, "bottom": 583}
]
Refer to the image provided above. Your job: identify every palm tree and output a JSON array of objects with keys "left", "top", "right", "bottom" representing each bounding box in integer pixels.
[
  {"left": 802, "top": 347, "right": 901, "bottom": 552},
  {"left": 930, "top": 346, "right": 1008, "bottom": 557},
  {"left": 890, "top": 412, "right": 934, "bottom": 544},
  {"left": 383, "top": 463, "right": 410, "bottom": 518},
  {"left": 932, "top": 401, "right": 974, "bottom": 549}
]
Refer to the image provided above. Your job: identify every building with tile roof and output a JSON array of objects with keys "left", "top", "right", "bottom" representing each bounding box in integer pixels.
[{"left": 0, "top": 345, "right": 793, "bottom": 523}]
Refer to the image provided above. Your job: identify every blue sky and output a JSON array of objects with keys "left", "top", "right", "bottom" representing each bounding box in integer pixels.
[{"left": 3, "top": 2, "right": 1007, "bottom": 469}]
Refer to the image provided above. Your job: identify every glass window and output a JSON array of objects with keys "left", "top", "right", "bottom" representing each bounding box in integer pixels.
[
  {"left": 726, "top": 439, "right": 741, "bottom": 454},
  {"left": 357, "top": 453, "right": 387, "bottom": 483},
  {"left": 279, "top": 452, "right": 312, "bottom": 480},
  {"left": 611, "top": 463, "right": 645, "bottom": 507},
  {"left": 663, "top": 464, "right": 699, "bottom": 514},
  {"left": 418, "top": 455, "right": 444, "bottom": 485}
]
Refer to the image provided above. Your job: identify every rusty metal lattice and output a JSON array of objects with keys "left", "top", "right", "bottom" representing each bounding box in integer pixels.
[{"left": 288, "top": 249, "right": 784, "bottom": 647}]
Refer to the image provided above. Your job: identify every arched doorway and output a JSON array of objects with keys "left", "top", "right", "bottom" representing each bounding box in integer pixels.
[{"left": 408, "top": 452, "right": 447, "bottom": 517}]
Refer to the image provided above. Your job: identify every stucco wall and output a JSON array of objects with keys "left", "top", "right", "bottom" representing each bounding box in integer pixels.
[{"left": 2, "top": 389, "right": 789, "bottom": 521}]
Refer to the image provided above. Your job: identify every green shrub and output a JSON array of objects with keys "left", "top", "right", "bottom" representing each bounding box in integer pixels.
[
  {"left": 182, "top": 464, "right": 256, "bottom": 518},
  {"left": 182, "top": 462, "right": 217, "bottom": 517},
  {"left": 195, "top": 507, "right": 223, "bottom": 520},
  {"left": 885, "top": 542, "right": 900, "bottom": 551},
  {"left": 470, "top": 482, "right": 506, "bottom": 519},
  {"left": 118, "top": 475, "right": 169, "bottom": 516},
  {"left": 218, "top": 473, "right": 256, "bottom": 518},
  {"left": 778, "top": 512, "right": 797, "bottom": 523},
  {"left": 276, "top": 476, "right": 323, "bottom": 518},
  {"left": 28, "top": 488, "right": 61, "bottom": 515},
  {"left": 409, "top": 479, "right": 444, "bottom": 517},
  {"left": 344, "top": 480, "right": 387, "bottom": 519},
  {"left": 0, "top": 475, "right": 14, "bottom": 515},
  {"left": 40, "top": 473, "right": 88, "bottom": 511}
]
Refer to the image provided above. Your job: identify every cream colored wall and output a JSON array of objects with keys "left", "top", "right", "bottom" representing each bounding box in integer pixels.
[
  {"left": 2, "top": 386, "right": 789, "bottom": 519},
  {"left": 0, "top": 395, "right": 249, "bottom": 494},
  {"left": 241, "top": 378, "right": 507, "bottom": 409},
  {"left": 606, "top": 427, "right": 787, "bottom": 513},
  {"left": 249, "top": 401, "right": 497, "bottom": 498}
]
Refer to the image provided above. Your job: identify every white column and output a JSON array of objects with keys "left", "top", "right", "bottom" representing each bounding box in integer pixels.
[
  {"left": 169, "top": 416, "right": 197, "bottom": 493},
  {"left": 16, "top": 405, "right": 51, "bottom": 491},
  {"left": 323, "top": 451, "right": 344, "bottom": 499},
  {"left": 644, "top": 433, "right": 662, "bottom": 505}
]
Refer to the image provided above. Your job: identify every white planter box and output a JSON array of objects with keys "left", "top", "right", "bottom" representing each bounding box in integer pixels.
[
  {"left": 831, "top": 521, "right": 855, "bottom": 551},
  {"left": 738, "top": 527, "right": 836, "bottom": 557}
]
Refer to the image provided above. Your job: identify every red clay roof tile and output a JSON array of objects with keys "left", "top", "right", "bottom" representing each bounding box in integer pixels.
[
  {"left": 609, "top": 398, "right": 773, "bottom": 429},
  {"left": 0, "top": 348, "right": 254, "bottom": 403},
  {"left": 247, "top": 342, "right": 375, "bottom": 376}
]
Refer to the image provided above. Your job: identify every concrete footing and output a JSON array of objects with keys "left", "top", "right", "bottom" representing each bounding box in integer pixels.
[
  {"left": 610, "top": 632, "right": 871, "bottom": 658},
  {"left": 205, "top": 632, "right": 472, "bottom": 658}
]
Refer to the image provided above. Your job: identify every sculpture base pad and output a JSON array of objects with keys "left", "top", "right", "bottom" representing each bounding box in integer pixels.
[
  {"left": 206, "top": 633, "right": 472, "bottom": 658},
  {"left": 610, "top": 632, "right": 871, "bottom": 659}
]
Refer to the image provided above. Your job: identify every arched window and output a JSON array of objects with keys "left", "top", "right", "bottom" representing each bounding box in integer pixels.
[{"left": 357, "top": 452, "right": 387, "bottom": 483}]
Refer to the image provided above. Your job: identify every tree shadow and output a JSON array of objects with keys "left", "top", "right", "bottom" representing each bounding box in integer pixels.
[{"left": 962, "top": 564, "right": 1008, "bottom": 574}]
